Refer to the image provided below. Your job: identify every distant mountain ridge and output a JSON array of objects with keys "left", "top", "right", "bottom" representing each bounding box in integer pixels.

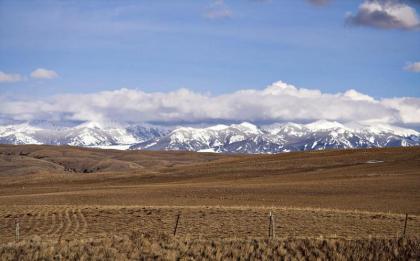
[
  {"left": 0, "top": 122, "right": 168, "bottom": 150},
  {"left": 130, "top": 120, "right": 420, "bottom": 153},
  {"left": 1, "top": 120, "right": 419, "bottom": 153}
]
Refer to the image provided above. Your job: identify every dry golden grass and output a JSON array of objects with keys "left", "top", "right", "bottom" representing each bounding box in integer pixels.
[
  {"left": 1, "top": 233, "right": 419, "bottom": 260},
  {"left": 0, "top": 205, "right": 419, "bottom": 244}
]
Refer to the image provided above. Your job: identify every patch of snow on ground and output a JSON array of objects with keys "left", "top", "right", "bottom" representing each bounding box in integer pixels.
[
  {"left": 198, "top": 148, "right": 220, "bottom": 153},
  {"left": 365, "top": 160, "right": 384, "bottom": 164},
  {"left": 89, "top": 145, "right": 132, "bottom": 150}
]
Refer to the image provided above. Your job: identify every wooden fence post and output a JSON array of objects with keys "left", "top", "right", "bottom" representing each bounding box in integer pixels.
[
  {"left": 403, "top": 213, "right": 408, "bottom": 237},
  {"left": 268, "top": 212, "right": 275, "bottom": 239},
  {"left": 15, "top": 218, "right": 20, "bottom": 242},
  {"left": 173, "top": 213, "right": 180, "bottom": 236}
]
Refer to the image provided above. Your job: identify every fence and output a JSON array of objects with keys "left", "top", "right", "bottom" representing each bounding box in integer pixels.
[{"left": 1, "top": 206, "right": 414, "bottom": 243}]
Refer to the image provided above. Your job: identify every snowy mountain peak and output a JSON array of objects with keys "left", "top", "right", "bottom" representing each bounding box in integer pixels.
[
  {"left": 267, "top": 122, "right": 304, "bottom": 133},
  {"left": 0, "top": 121, "right": 164, "bottom": 148},
  {"left": 130, "top": 121, "right": 420, "bottom": 153},
  {"left": 231, "top": 122, "right": 262, "bottom": 134},
  {"left": 0, "top": 123, "right": 41, "bottom": 133},
  {"left": 305, "top": 120, "right": 348, "bottom": 131},
  {"left": 0, "top": 123, "right": 42, "bottom": 145},
  {"left": 282, "top": 122, "right": 304, "bottom": 129},
  {"left": 360, "top": 124, "right": 419, "bottom": 137},
  {"left": 1, "top": 120, "right": 419, "bottom": 153}
]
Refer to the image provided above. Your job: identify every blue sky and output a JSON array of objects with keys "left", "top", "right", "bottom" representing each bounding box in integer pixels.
[
  {"left": 0, "top": 0, "right": 420, "bottom": 127},
  {"left": 0, "top": 0, "right": 419, "bottom": 98}
]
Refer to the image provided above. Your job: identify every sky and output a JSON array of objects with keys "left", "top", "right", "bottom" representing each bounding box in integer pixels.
[{"left": 0, "top": 0, "right": 419, "bottom": 127}]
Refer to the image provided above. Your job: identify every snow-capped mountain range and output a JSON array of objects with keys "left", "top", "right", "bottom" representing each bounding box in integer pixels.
[
  {"left": 1, "top": 120, "right": 419, "bottom": 153},
  {"left": 0, "top": 122, "right": 168, "bottom": 150}
]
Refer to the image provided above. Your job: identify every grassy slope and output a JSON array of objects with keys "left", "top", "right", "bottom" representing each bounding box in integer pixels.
[{"left": 0, "top": 145, "right": 419, "bottom": 214}]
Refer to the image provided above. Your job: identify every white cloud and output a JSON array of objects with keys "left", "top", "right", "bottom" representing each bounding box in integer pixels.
[
  {"left": 382, "top": 97, "right": 420, "bottom": 124},
  {"left": 346, "top": 0, "right": 420, "bottom": 30},
  {"left": 30, "top": 68, "right": 59, "bottom": 79},
  {"left": 1, "top": 81, "right": 419, "bottom": 127},
  {"left": 205, "top": 0, "right": 232, "bottom": 19},
  {"left": 0, "top": 71, "right": 22, "bottom": 83},
  {"left": 404, "top": 62, "right": 420, "bottom": 72},
  {"left": 343, "top": 89, "right": 376, "bottom": 102}
]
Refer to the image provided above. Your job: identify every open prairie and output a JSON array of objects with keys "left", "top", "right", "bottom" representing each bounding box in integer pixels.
[
  {"left": 1, "top": 145, "right": 419, "bottom": 211},
  {"left": 0, "top": 145, "right": 419, "bottom": 259}
]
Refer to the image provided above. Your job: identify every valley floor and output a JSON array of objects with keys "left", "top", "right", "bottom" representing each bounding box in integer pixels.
[{"left": 0, "top": 145, "right": 419, "bottom": 258}]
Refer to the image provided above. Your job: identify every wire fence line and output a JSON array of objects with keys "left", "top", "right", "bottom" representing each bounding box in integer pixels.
[{"left": 1, "top": 207, "right": 414, "bottom": 244}]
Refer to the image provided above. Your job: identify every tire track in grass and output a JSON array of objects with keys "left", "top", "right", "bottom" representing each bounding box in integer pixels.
[
  {"left": 46, "top": 208, "right": 55, "bottom": 235},
  {"left": 52, "top": 210, "right": 65, "bottom": 239},
  {"left": 34, "top": 209, "right": 48, "bottom": 236},
  {"left": 78, "top": 208, "right": 88, "bottom": 237},
  {"left": 45, "top": 210, "right": 57, "bottom": 237},
  {"left": 62, "top": 207, "right": 73, "bottom": 239},
  {"left": 71, "top": 208, "right": 80, "bottom": 237}
]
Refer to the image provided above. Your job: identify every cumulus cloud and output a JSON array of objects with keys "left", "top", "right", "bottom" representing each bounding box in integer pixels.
[
  {"left": 307, "top": 0, "right": 331, "bottom": 6},
  {"left": 30, "top": 68, "right": 59, "bottom": 79},
  {"left": 1, "top": 81, "right": 419, "bottom": 127},
  {"left": 346, "top": 0, "right": 420, "bottom": 30},
  {"left": 0, "top": 71, "right": 22, "bottom": 83},
  {"left": 404, "top": 61, "right": 420, "bottom": 72},
  {"left": 343, "top": 89, "right": 376, "bottom": 102},
  {"left": 382, "top": 97, "right": 420, "bottom": 124},
  {"left": 205, "top": 0, "right": 232, "bottom": 19}
]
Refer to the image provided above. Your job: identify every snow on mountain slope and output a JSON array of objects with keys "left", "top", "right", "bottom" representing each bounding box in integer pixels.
[
  {"left": 0, "top": 121, "right": 164, "bottom": 147},
  {"left": 357, "top": 124, "right": 419, "bottom": 137},
  {"left": 265, "top": 122, "right": 306, "bottom": 137},
  {"left": 1, "top": 120, "right": 419, "bottom": 153},
  {"left": 130, "top": 121, "right": 420, "bottom": 153},
  {"left": 305, "top": 120, "right": 349, "bottom": 132},
  {"left": 0, "top": 124, "right": 42, "bottom": 144},
  {"left": 231, "top": 122, "right": 263, "bottom": 135},
  {"left": 64, "top": 122, "right": 138, "bottom": 146},
  {"left": 130, "top": 122, "right": 264, "bottom": 151}
]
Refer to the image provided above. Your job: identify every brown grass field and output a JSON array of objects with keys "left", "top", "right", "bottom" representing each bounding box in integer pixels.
[{"left": 0, "top": 144, "right": 419, "bottom": 259}]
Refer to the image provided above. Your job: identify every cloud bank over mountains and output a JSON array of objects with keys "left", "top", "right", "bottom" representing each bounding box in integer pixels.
[{"left": 1, "top": 81, "right": 419, "bottom": 128}]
